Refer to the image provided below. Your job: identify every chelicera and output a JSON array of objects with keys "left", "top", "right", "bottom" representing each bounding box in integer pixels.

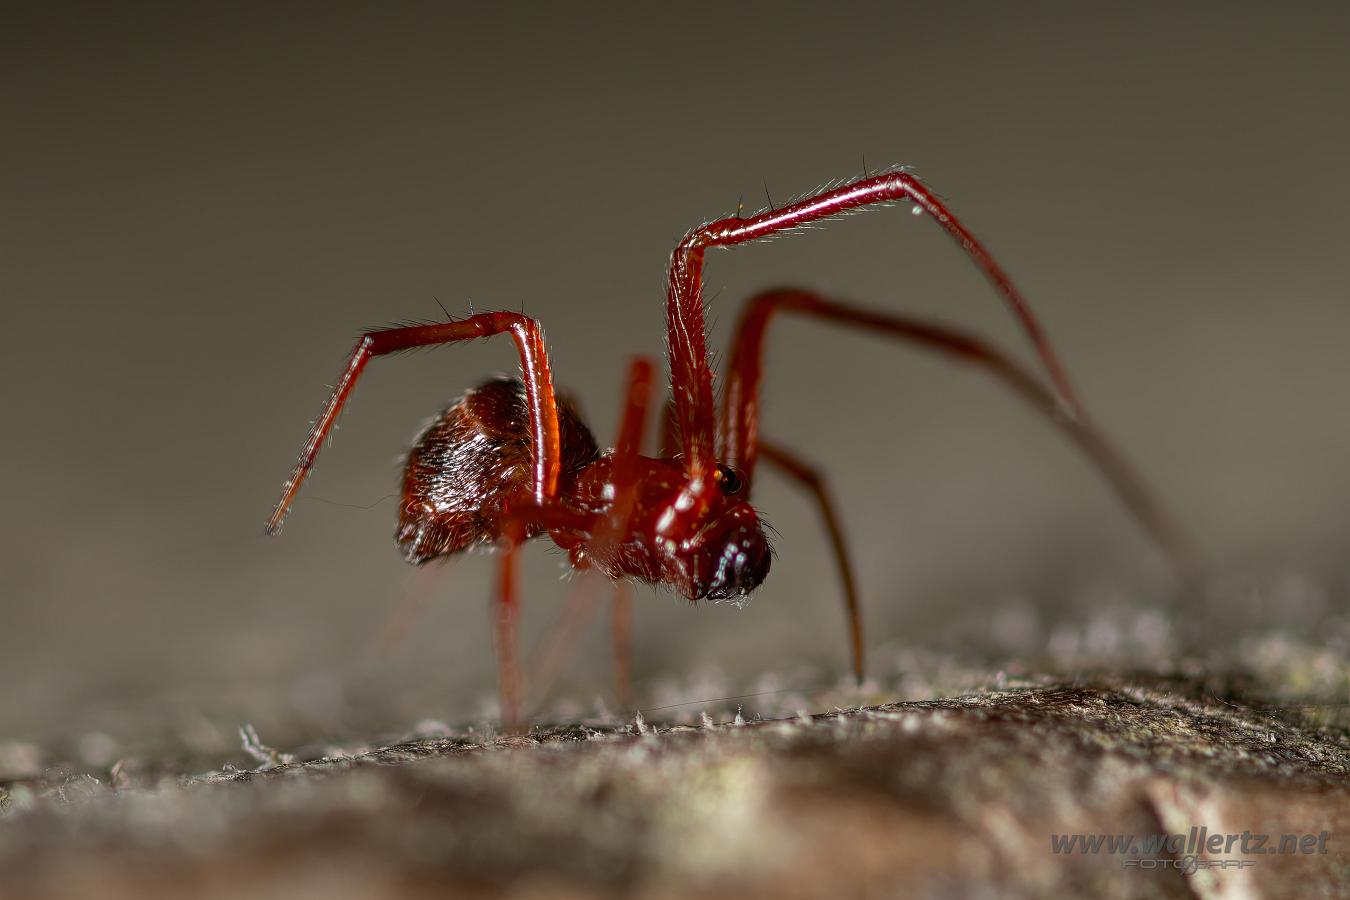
[{"left": 267, "top": 168, "right": 1196, "bottom": 723}]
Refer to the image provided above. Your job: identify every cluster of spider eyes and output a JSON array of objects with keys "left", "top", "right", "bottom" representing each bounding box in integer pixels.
[{"left": 715, "top": 464, "right": 745, "bottom": 496}]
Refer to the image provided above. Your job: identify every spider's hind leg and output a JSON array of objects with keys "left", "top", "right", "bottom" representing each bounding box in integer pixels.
[{"left": 267, "top": 312, "right": 567, "bottom": 535}]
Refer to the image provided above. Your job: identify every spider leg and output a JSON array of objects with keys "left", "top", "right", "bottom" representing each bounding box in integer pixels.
[
  {"left": 602, "top": 357, "right": 657, "bottom": 531},
  {"left": 521, "top": 357, "right": 657, "bottom": 713},
  {"left": 756, "top": 439, "right": 864, "bottom": 684},
  {"left": 667, "top": 170, "right": 1084, "bottom": 479},
  {"left": 720, "top": 288, "right": 1200, "bottom": 577},
  {"left": 267, "top": 312, "right": 562, "bottom": 534},
  {"left": 611, "top": 580, "right": 633, "bottom": 708},
  {"left": 369, "top": 558, "right": 459, "bottom": 660},
  {"left": 596, "top": 357, "right": 654, "bottom": 709},
  {"left": 496, "top": 501, "right": 603, "bottom": 728},
  {"left": 496, "top": 529, "right": 525, "bottom": 730}
]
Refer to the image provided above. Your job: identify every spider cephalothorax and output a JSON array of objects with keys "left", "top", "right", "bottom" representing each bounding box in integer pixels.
[
  {"left": 268, "top": 168, "right": 1196, "bottom": 723},
  {"left": 566, "top": 454, "right": 772, "bottom": 603}
]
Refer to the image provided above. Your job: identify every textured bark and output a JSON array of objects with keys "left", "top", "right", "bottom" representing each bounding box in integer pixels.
[{"left": 3, "top": 675, "right": 1348, "bottom": 899}]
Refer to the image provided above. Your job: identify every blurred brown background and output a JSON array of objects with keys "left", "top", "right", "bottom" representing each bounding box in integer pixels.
[{"left": 4, "top": 2, "right": 1349, "bottom": 737}]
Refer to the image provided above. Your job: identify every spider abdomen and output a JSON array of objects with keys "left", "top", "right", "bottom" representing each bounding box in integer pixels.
[{"left": 396, "top": 377, "right": 598, "bottom": 563}]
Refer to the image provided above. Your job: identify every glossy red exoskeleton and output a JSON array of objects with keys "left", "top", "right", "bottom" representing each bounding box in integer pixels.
[{"left": 267, "top": 168, "right": 1196, "bottom": 723}]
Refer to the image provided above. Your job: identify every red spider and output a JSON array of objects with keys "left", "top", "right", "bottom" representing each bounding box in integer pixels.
[{"left": 267, "top": 168, "right": 1196, "bottom": 724}]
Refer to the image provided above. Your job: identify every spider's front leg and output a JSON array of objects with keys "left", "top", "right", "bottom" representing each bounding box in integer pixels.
[
  {"left": 657, "top": 170, "right": 1196, "bottom": 686},
  {"left": 716, "top": 287, "right": 1200, "bottom": 682},
  {"left": 722, "top": 289, "right": 1197, "bottom": 572},
  {"left": 665, "top": 170, "right": 1087, "bottom": 483},
  {"left": 755, "top": 438, "right": 864, "bottom": 683}
]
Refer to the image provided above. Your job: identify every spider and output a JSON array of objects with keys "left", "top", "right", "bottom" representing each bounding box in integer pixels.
[{"left": 267, "top": 167, "right": 1196, "bottom": 724}]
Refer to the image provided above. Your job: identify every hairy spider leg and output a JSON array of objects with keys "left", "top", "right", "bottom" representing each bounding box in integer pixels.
[
  {"left": 755, "top": 439, "right": 864, "bottom": 684},
  {"left": 666, "top": 170, "right": 1085, "bottom": 484},
  {"left": 721, "top": 291, "right": 1200, "bottom": 598},
  {"left": 523, "top": 358, "right": 657, "bottom": 713},
  {"left": 266, "top": 312, "right": 563, "bottom": 534}
]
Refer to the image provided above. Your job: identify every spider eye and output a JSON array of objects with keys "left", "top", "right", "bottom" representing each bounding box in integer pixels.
[{"left": 715, "top": 464, "right": 745, "bottom": 495}]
